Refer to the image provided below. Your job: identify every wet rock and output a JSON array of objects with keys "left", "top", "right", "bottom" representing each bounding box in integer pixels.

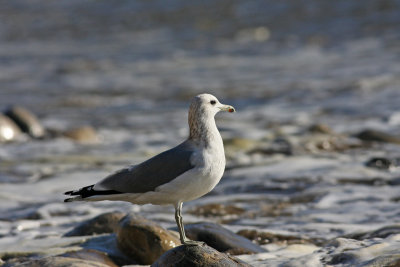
[
  {"left": 116, "top": 214, "right": 180, "bottom": 265},
  {"left": 344, "top": 225, "right": 400, "bottom": 240},
  {"left": 4, "top": 106, "right": 45, "bottom": 138},
  {"left": 61, "top": 249, "right": 119, "bottom": 267},
  {"left": 0, "top": 114, "right": 22, "bottom": 142},
  {"left": 362, "top": 254, "right": 400, "bottom": 267},
  {"left": 64, "top": 212, "right": 125, "bottom": 237},
  {"left": 308, "top": 123, "right": 334, "bottom": 134},
  {"left": 151, "top": 244, "right": 251, "bottom": 267},
  {"left": 248, "top": 137, "right": 293, "bottom": 156},
  {"left": 189, "top": 203, "right": 245, "bottom": 217},
  {"left": 355, "top": 129, "right": 400, "bottom": 145},
  {"left": 184, "top": 222, "right": 266, "bottom": 255},
  {"left": 237, "top": 229, "right": 325, "bottom": 246},
  {"left": 13, "top": 256, "right": 110, "bottom": 267},
  {"left": 63, "top": 126, "right": 100, "bottom": 144},
  {"left": 365, "top": 157, "right": 400, "bottom": 170}
]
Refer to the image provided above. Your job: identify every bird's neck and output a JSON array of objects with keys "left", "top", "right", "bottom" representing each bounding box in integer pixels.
[{"left": 188, "top": 114, "right": 222, "bottom": 148}]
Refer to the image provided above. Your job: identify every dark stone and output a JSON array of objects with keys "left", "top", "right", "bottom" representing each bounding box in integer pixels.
[
  {"left": 361, "top": 254, "right": 400, "bottom": 267},
  {"left": 116, "top": 214, "right": 181, "bottom": 265},
  {"left": 344, "top": 225, "right": 400, "bottom": 240},
  {"left": 60, "top": 249, "right": 119, "bottom": 267},
  {"left": 151, "top": 244, "right": 252, "bottom": 267},
  {"left": 355, "top": 129, "right": 400, "bottom": 145},
  {"left": 0, "top": 114, "right": 21, "bottom": 142},
  {"left": 365, "top": 157, "right": 399, "bottom": 170},
  {"left": 64, "top": 212, "right": 125, "bottom": 237},
  {"left": 184, "top": 222, "right": 266, "bottom": 255},
  {"left": 4, "top": 106, "right": 45, "bottom": 138}
]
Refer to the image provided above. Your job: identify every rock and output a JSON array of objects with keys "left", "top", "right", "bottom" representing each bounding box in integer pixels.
[
  {"left": 184, "top": 222, "right": 266, "bottom": 255},
  {"left": 151, "top": 244, "right": 251, "bottom": 267},
  {"left": 237, "top": 229, "right": 325, "bottom": 246},
  {"left": 355, "top": 129, "right": 400, "bottom": 144},
  {"left": 344, "top": 225, "right": 400, "bottom": 240},
  {"left": 189, "top": 203, "right": 245, "bottom": 217},
  {"left": 63, "top": 126, "right": 100, "bottom": 143},
  {"left": 4, "top": 106, "right": 45, "bottom": 138},
  {"left": 308, "top": 123, "right": 334, "bottom": 134},
  {"left": 60, "top": 249, "right": 119, "bottom": 267},
  {"left": 362, "top": 254, "right": 400, "bottom": 267},
  {"left": 365, "top": 157, "right": 399, "bottom": 170},
  {"left": 64, "top": 212, "right": 125, "bottom": 237},
  {"left": 248, "top": 137, "right": 292, "bottom": 156},
  {"left": 0, "top": 114, "right": 22, "bottom": 142},
  {"left": 13, "top": 256, "right": 111, "bottom": 267},
  {"left": 116, "top": 214, "right": 181, "bottom": 265}
]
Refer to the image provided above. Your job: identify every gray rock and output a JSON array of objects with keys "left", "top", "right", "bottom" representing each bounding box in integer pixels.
[
  {"left": 184, "top": 222, "right": 266, "bottom": 255},
  {"left": 361, "top": 254, "right": 400, "bottom": 267},
  {"left": 151, "top": 244, "right": 251, "bottom": 267},
  {"left": 116, "top": 214, "right": 181, "bottom": 265},
  {"left": 356, "top": 129, "right": 400, "bottom": 145},
  {"left": 61, "top": 249, "right": 119, "bottom": 267},
  {"left": 0, "top": 114, "right": 21, "bottom": 142},
  {"left": 13, "top": 256, "right": 110, "bottom": 267},
  {"left": 4, "top": 106, "right": 45, "bottom": 138},
  {"left": 344, "top": 225, "right": 400, "bottom": 240},
  {"left": 64, "top": 212, "right": 125, "bottom": 237}
]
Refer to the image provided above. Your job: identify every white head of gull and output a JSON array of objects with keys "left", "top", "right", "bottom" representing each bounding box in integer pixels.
[{"left": 64, "top": 93, "right": 235, "bottom": 245}]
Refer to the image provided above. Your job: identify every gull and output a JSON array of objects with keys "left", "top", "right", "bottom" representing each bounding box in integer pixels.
[{"left": 64, "top": 93, "right": 235, "bottom": 245}]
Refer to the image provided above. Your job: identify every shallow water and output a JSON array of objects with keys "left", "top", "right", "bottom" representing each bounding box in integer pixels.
[{"left": 1, "top": 1, "right": 400, "bottom": 266}]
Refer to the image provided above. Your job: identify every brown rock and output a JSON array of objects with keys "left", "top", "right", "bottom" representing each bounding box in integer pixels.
[
  {"left": 61, "top": 249, "right": 118, "bottom": 267},
  {"left": 189, "top": 203, "right": 245, "bottom": 217},
  {"left": 308, "top": 123, "right": 334, "bottom": 134},
  {"left": 4, "top": 106, "right": 45, "bottom": 138},
  {"left": 0, "top": 114, "right": 22, "bottom": 142},
  {"left": 64, "top": 212, "right": 125, "bottom": 237},
  {"left": 185, "top": 222, "right": 266, "bottom": 255},
  {"left": 116, "top": 214, "right": 181, "bottom": 265},
  {"left": 14, "top": 256, "right": 110, "bottom": 267},
  {"left": 151, "top": 244, "right": 251, "bottom": 267},
  {"left": 63, "top": 126, "right": 100, "bottom": 143}
]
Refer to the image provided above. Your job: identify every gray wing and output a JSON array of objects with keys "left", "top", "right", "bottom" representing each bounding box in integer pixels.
[{"left": 95, "top": 140, "right": 196, "bottom": 193}]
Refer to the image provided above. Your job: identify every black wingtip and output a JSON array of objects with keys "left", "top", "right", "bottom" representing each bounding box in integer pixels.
[
  {"left": 64, "top": 198, "right": 73, "bottom": 202},
  {"left": 64, "top": 190, "right": 73, "bottom": 195}
]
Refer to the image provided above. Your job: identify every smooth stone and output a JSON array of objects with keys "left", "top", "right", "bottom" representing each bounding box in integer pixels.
[
  {"left": 4, "top": 106, "right": 45, "bottom": 138},
  {"left": 344, "top": 225, "right": 400, "bottom": 240},
  {"left": 61, "top": 249, "right": 119, "bottom": 267},
  {"left": 308, "top": 123, "right": 334, "bottom": 134},
  {"left": 355, "top": 129, "right": 400, "bottom": 144},
  {"left": 63, "top": 126, "right": 100, "bottom": 143},
  {"left": 362, "top": 254, "right": 400, "bottom": 267},
  {"left": 65, "top": 212, "right": 125, "bottom": 237},
  {"left": 0, "top": 114, "right": 22, "bottom": 142},
  {"left": 365, "top": 157, "right": 399, "bottom": 170},
  {"left": 151, "top": 244, "right": 251, "bottom": 267},
  {"left": 116, "top": 214, "right": 181, "bottom": 265},
  {"left": 184, "top": 222, "right": 266, "bottom": 255},
  {"left": 12, "top": 256, "right": 110, "bottom": 267}
]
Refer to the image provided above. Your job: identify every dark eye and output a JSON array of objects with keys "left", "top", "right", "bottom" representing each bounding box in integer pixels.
[{"left": 210, "top": 100, "right": 216, "bottom": 105}]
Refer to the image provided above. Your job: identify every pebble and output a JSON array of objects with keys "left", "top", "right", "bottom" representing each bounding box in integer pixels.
[
  {"left": 116, "top": 214, "right": 181, "bottom": 265},
  {"left": 189, "top": 203, "right": 245, "bottom": 217},
  {"left": 4, "top": 106, "right": 45, "bottom": 138},
  {"left": 64, "top": 211, "right": 126, "bottom": 237},
  {"left": 151, "top": 244, "right": 251, "bottom": 267},
  {"left": 63, "top": 126, "right": 100, "bottom": 144},
  {"left": 61, "top": 249, "right": 119, "bottom": 267},
  {"left": 184, "top": 222, "right": 266, "bottom": 255},
  {"left": 365, "top": 157, "right": 399, "bottom": 170},
  {"left": 10, "top": 256, "right": 111, "bottom": 267},
  {"left": 308, "top": 123, "right": 334, "bottom": 134},
  {"left": 0, "top": 114, "right": 22, "bottom": 142},
  {"left": 356, "top": 129, "right": 400, "bottom": 144}
]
